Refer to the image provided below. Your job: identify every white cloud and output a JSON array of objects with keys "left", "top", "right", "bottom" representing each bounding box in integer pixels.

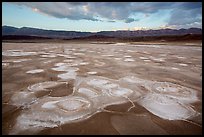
[{"left": 10, "top": 2, "right": 202, "bottom": 27}]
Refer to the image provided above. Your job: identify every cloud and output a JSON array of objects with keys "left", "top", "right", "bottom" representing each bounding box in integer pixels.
[
  {"left": 168, "top": 2, "right": 202, "bottom": 28},
  {"left": 10, "top": 2, "right": 202, "bottom": 26},
  {"left": 125, "top": 18, "right": 139, "bottom": 23}
]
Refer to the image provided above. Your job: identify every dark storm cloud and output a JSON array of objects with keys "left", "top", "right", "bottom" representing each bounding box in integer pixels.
[{"left": 11, "top": 2, "right": 202, "bottom": 26}]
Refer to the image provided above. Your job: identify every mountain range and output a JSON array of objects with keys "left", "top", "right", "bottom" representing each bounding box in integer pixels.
[{"left": 2, "top": 26, "right": 202, "bottom": 39}]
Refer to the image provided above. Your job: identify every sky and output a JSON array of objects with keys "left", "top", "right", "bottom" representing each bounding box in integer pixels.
[{"left": 2, "top": 2, "right": 202, "bottom": 32}]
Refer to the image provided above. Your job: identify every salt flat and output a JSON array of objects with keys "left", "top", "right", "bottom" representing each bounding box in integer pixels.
[{"left": 2, "top": 42, "right": 202, "bottom": 135}]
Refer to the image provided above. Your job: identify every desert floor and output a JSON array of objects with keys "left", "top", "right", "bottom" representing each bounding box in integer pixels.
[{"left": 2, "top": 41, "right": 202, "bottom": 135}]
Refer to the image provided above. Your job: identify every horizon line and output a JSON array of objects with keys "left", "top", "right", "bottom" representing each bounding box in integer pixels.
[{"left": 2, "top": 25, "right": 202, "bottom": 33}]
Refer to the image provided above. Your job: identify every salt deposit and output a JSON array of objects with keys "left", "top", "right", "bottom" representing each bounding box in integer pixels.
[
  {"left": 65, "top": 56, "right": 76, "bottom": 59},
  {"left": 143, "top": 60, "right": 151, "bottom": 62},
  {"left": 73, "top": 53, "right": 85, "bottom": 56},
  {"left": 176, "top": 56, "right": 187, "bottom": 59},
  {"left": 138, "top": 93, "right": 198, "bottom": 120},
  {"left": 57, "top": 71, "right": 77, "bottom": 80},
  {"left": 109, "top": 87, "right": 133, "bottom": 97},
  {"left": 101, "top": 54, "right": 114, "bottom": 57},
  {"left": 79, "top": 62, "right": 90, "bottom": 65},
  {"left": 114, "top": 58, "right": 122, "bottom": 60},
  {"left": 2, "top": 51, "right": 37, "bottom": 56},
  {"left": 124, "top": 55, "right": 132, "bottom": 58},
  {"left": 40, "top": 54, "right": 57, "bottom": 58},
  {"left": 9, "top": 91, "right": 37, "bottom": 107},
  {"left": 87, "top": 71, "right": 98, "bottom": 75},
  {"left": 28, "top": 81, "right": 64, "bottom": 92},
  {"left": 94, "top": 60, "right": 105, "bottom": 66},
  {"left": 179, "top": 63, "right": 188, "bottom": 66},
  {"left": 152, "top": 58, "right": 165, "bottom": 62},
  {"left": 10, "top": 96, "right": 93, "bottom": 135},
  {"left": 26, "top": 69, "right": 44, "bottom": 74},
  {"left": 139, "top": 57, "right": 149, "bottom": 60},
  {"left": 2, "top": 63, "right": 9, "bottom": 67},
  {"left": 54, "top": 63, "right": 66, "bottom": 67},
  {"left": 87, "top": 79, "right": 110, "bottom": 87},
  {"left": 11, "top": 59, "right": 31, "bottom": 63},
  {"left": 78, "top": 88, "right": 99, "bottom": 98},
  {"left": 124, "top": 58, "right": 135, "bottom": 62},
  {"left": 171, "top": 67, "right": 180, "bottom": 70},
  {"left": 10, "top": 75, "right": 200, "bottom": 134},
  {"left": 52, "top": 65, "right": 79, "bottom": 72}
]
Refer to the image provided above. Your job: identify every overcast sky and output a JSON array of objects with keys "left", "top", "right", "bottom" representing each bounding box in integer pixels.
[{"left": 2, "top": 2, "right": 202, "bottom": 32}]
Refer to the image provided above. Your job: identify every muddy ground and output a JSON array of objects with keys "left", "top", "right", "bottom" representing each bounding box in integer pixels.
[{"left": 2, "top": 41, "right": 202, "bottom": 135}]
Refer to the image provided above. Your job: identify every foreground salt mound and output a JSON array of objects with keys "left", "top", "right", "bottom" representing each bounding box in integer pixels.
[
  {"left": 28, "top": 81, "right": 64, "bottom": 92},
  {"left": 148, "top": 82, "right": 198, "bottom": 104},
  {"left": 10, "top": 96, "right": 93, "bottom": 135},
  {"left": 10, "top": 75, "right": 200, "bottom": 134},
  {"left": 121, "top": 76, "right": 199, "bottom": 120},
  {"left": 11, "top": 77, "right": 142, "bottom": 134},
  {"left": 137, "top": 93, "right": 198, "bottom": 120}
]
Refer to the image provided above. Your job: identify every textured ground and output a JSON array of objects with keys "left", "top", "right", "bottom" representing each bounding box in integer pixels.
[{"left": 2, "top": 42, "right": 202, "bottom": 135}]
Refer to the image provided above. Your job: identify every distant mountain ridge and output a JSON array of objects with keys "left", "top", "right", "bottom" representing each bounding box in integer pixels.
[{"left": 2, "top": 26, "right": 202, "bottom": 39}]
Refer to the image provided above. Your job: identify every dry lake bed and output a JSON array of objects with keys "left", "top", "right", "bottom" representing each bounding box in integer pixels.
[{"left": 2, "top": 42, "right": 202, "bottom": 135}]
